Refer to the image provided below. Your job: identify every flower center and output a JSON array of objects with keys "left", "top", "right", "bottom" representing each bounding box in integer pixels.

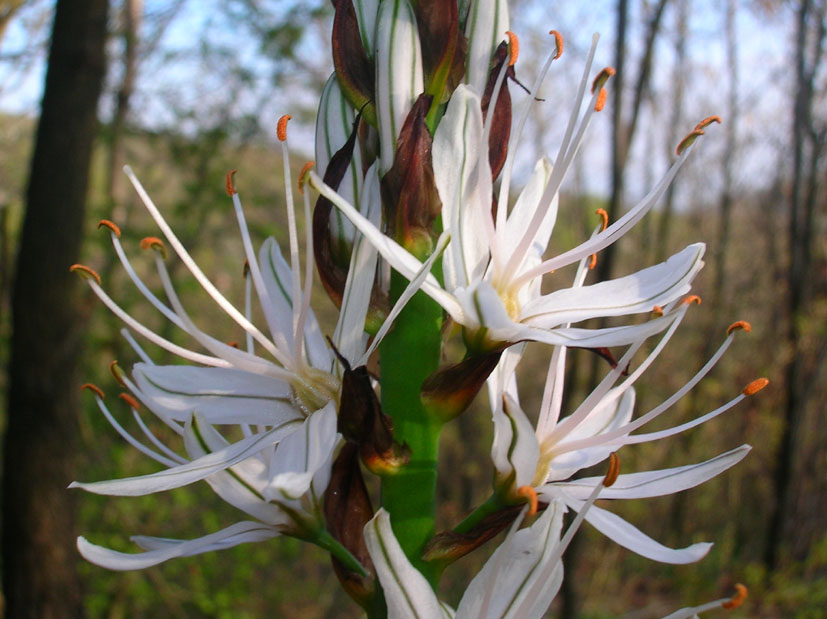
[{"left": 291, "top": 367, "right": 340, "bottom": 415}]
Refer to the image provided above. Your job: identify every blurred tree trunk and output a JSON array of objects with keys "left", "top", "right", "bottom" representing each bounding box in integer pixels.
[
  {"left": 765, "top": 0, "right": 825, "bottom": 570},
  {"left": 654, "top": 0, "right": 687, "bottom": 263},
  {"left": 1, "top": 0, "right": 108, "bottom": 616}
]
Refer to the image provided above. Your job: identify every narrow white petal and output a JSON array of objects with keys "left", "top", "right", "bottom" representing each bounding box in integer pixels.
[
  {"left": 363, "top": 509, "right": 444, "bottom": 619},
  {"left": 78, "top": 521, "right": 278, "bottom": 571},
  {"left": 464, "top": 0, "right": 509, "bottom": 96},
  {"left": 491, "top": 394, "right": 540, "bottom": 488}
]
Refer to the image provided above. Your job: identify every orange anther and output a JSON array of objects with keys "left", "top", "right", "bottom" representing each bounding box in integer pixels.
[
  {"left": 97, "top": 219, "right": 121, "bottom": 238},
  {"left": 683, "top": 295, "right": 702, "bottom": 305},
  {"left": 109, "top": 360, "right": 126, "bottom": 386},
  {"left": 742, "top": 378, "right": 769, "bottom": 396},
  {"left": 603, "top": 452, "right": 620, "bottom": 487},
  {"left": 298, "top": 161, "right": 315, "bottom": 194},
  {"left": 595, "top": 208, "right": 609, "bottom": 231},
  {"left": 652, "top": 305, "right": 664, "bottom": 317},
  {"left": 549, "top": 30, "right": 563, "bottom": 59},
  {"left": 727, "top": 320, "right": 752, "bottom": 335},
  {"left": 695, "top": 115, "right": 722, "bottom": 131},
  {"left": 227, "top": 341, "right": 240, "bottom": 349},
  {"left": 70, "top": 264, "right": 101, "bottom": 286},
  {"left": 515, "top": 485, "right": 538, "bottom": 516},
  {"left": 277, "top": 114, "right": 292, "bottom": 142},
  {"left": 588, "top": 253, "right": 597, "bottom": 270},
  {"left": 676, "top": 129, "right": 704, "bottom": 155},
  {"left": 505, "top": 30, "right": 519, "bottom": 66},
  {"left": 81, "top": 383, "right": 105, "bottom": 399},
  {"left": 225, "top": 169, "right": 238, "bottom": 196},
  {"left": 595, "top": 87, "right": 608, "bottom": 111},
  {"left": 140, "top": 236, "right": 167, "bottom": 258},
  {"left": 591, "top": 67, "right": 615, "bottom": 93},
  {"left": 119, "top": 393, "right": 141, "bottom": 410},
  {"left": 722, "top": 583, "right": 747, "bottom": 610}
]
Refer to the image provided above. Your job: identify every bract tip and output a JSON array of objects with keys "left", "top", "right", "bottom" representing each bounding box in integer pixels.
[
  {"left": 70, "top": 264, "right": 101, "bottom": 286},
  {"left": 97, "top": 219, "right": 121, "bottom": 238}
]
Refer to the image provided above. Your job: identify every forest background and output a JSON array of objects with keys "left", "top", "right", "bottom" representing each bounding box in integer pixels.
[{"left": 0, "top": 0, "right": 824, "bottom": 617}]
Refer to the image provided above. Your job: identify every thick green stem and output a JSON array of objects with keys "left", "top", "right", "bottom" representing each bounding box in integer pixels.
[{"left": 379, "top": 270, "right": 443, "bottom": 584}]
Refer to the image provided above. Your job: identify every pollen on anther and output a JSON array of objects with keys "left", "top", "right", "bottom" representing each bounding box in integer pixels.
[
  {"left": 140, "top": 236, "right": 167, "bottom": 258},
  {"left": 277, "top": 114, "right": 292, "bottom": 142},
  {"left": 595, "top": 208, "right": 609, "bottom": 231},
  {"left": 81, "top": 383, "right": 105, "bottom": 399},
  {"left": 549, "top": 30, "right": 563, "bottom": 59},
  {"left": 109, "top": 360, "right": 126, "bottom": 386},
  {"left": 505, "top": 30, "right": 519, "bottom": 66},
  {"left": 97, "top": 219, "right": 121, "bottom": 238},
  {"left": 70, "top": 264, "right": 102, "bottom": 286},
  {"left": 588, "top": 253, "right": 597, "bottom": 270},
  {"left": 652, "top": 305, "right": 664, "bottom": 317},
  {"left": 676, "top": 129, "right": 704, "bottom": 155},
  {"left": 591, "top": 67, "right": 615, "bottom": 93},
  {"left": 695, "top": 115, "right": 722, "bottom": 131},
  {"left": 225, "top": 169, "right": 238, "bottom": 196},
  {"left": 727, "top": 320, "right": 752, "bottom": 335},
  {"left": 227, "top": 341, "right": 240, "bottom": 349},
  {"left": 595, "top": 87, "right": 608, "bottom": 111},
  {"left": 722, "top": 583, "right": 747, "bottom": 610},
  {"left": 516, "top": 485, "right": 538, "bottom": 516},
  {"left": 603, "top": 452, "right": 620, "bottom": 487},
  {"left": 119, "top": 393, "right": 141, "bottom": 410},
  {"left": 683, "top": 295, "right": 702, "bottom": 305},
  {"left": 742, "top": 378, "right": 769, "bottom": 396}
]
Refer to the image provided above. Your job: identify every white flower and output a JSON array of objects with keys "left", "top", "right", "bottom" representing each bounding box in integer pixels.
[{"left": 309, "top": 33, "right": 710, "bottom": 352}]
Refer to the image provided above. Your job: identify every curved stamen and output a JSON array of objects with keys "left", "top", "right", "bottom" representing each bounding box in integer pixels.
[
  {"left": 120, "top": 328, "right": 153, "bottom": 364},
  {"left": 130, "top": 407, "right": 187, "bottom": 464}
]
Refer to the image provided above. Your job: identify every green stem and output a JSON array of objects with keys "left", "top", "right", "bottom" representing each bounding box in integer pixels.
[
  {"left": 379, "top": 270, "right": 444, "bottom": 585},
  {"left": 313, "top": 529, "right": 369, "bottom": 578}
]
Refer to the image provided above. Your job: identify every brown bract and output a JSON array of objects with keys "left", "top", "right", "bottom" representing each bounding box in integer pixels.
[
  {"left": 421, "top": 349, "right": 503, "bottom": 421},
  {"left": 413, "top": 0, "right": 467, "bottom": 103}
]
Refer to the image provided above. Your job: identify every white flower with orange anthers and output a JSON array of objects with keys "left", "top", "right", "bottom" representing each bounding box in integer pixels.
[
  {"left": 69, "top": 117, "right": 381, "bottom": 570},
  {"left": 488, "top": 310, "right": 767, "bottom": 564},
  {"left": 309, "top": 31, "right": 714, "bottom": 353}
]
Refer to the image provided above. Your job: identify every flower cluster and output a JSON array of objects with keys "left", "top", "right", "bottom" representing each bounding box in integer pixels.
[{"left": 72, "top": 1, "right": 764, "bottom": 616}]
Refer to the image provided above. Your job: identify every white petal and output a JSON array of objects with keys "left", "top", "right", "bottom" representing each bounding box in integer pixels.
[
  {"left": 78, "top": 521, "right": 278, "bottom": 570},
  {"left": 557, "top": 445, "right": 751, "bottom": 501},
  {"left": 70, "top": 419, "right": 302, "bottom": 496},
  {"left": 522, "top": 244, "right": 705, "bottom": 328},
  {"left": 491, "top": 394, "right": 540, "bottom": 488},
  {"left": 133, "top": 363, "right": 299, "bottom": 426},
  {"left": 433, "top": 85, "right": 491, "bottom": 291},
  {"left": 456, "top": 503, "right": 564, "bottom": 619},
  {"left": 464, "top": 0, "right": 509, "bottom": 96},
  {"left": 363, "top": 509, "right": 446, "bottom": 619}
]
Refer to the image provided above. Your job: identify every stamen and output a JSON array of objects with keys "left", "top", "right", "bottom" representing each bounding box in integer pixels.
[
  {"left": 742, "top": 378, "right": 768, "bottom": 396},
  {"left": 109, "top": 360, "right": 126, "bottom": 386},
  {"left": 140, "top": 236, "right": 167, "bottom": 259},
  {"left": 277, "top": 114, "right": 291, "bottom": 142},
  {"left": 298, "top": 161, "right": 315, "bottom": 194},
  {"left": 683, "top": 295, "right": 702, "bottom": 305},
  {"left": 516, "top": 485, "right": 538, "bottom": 516},
  {"left": 652, "top": 305, "right": 664, "bottom": 317},
  {"left": 549, "top": 30, "right": 563, "bottom": 59},
  {"left": 81, "top": 383, "right": 105, "bottom": 399},
  {"left": 588, "top": 253, "right": 597, "bottom": 270},
  {"left": 594, "top": 87, "right": 607, "bottom": 111},
  {"left": 602, "top": 452, "right": 620, "bottom": 487},
  {"left": 97, "top": 219, "right": 121, "bottom": 237},
  {"left": 722, "top": 584, "right": 747, "bottom": 610},
  {"left": 591, "top": 67, "right": 615, "bottom": 93},
  {"left": 119, "top": 393, "right": 141, "bottom": 410},
  {"left": 727, "top": 320, "right": 751, "bottom": 334},
  {"left": 676, "top": 129, "right": 705, "bottom": 156},
  {"left": 225, "top": 169, "right": 238, "bottom": 197},
  {"left": 505, "top": 30, "right": 519, "bottom": 66},
  {"left": 595, "top": 208, "right": 609, "bottom": 231},
  {"left": 695, "top": 115, "right": 722, "bottom": 131},
  {"left": 70, "top": 264, "right": 101, "bottom": 286}
]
